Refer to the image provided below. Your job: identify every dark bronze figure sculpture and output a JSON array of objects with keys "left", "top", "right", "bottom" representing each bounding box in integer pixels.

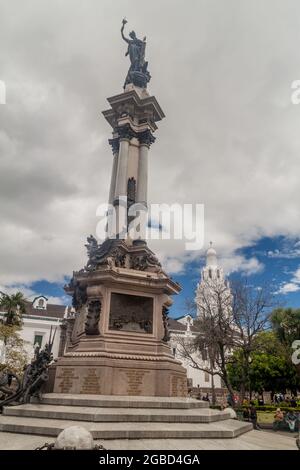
[
  {"left": 121, "top": 18, "right": 151, "bottom": 89},
  {"left": 85, "top": 299, "right": 101, "bottom": 335},
  {"left": 0, "top": 327, "right": 56, "bottom": 411},
  {"left": 162, "top": 306, "right": 170, "bottom": 342},
  {"left": 0, "top": 372, "right": 21, "bottom": 400}
]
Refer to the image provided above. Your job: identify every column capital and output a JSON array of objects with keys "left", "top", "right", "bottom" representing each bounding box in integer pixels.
[
  {"left": 138, "top": 129, "right": 156, "bottom": 147},
  {"left": 108, "top": 137, "right": 120, "bottom": 155},
  {"left": 116, "top": 124, "right": 136, "bottom": 141}
]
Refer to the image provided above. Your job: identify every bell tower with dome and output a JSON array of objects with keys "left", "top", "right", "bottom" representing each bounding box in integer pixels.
[
  {"left": 201, "top": 242, "right": 225, "bottom": 283},
  {"left": 195, "top": 243, "right": 232, "bottom": 318}
]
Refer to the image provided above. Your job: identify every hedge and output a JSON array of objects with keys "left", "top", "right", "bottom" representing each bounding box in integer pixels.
[{"left": 210, "top": 404, "right": 300, "bottom": 412}]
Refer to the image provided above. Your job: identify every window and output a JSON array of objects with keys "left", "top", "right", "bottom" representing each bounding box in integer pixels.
[
  {"left": 201, "top": 349, "right": 208, "bottom": 361},
  {"left": 34, "top": 334, "right": 44, "bottom": 348},
  {"left": 172, "top": 347, "right": 176, "bottom": 357},
  {"left": 204, "top": 372, "right": 210, "bottom": 383},
  {"left": 208, "top": 269, "right": 212, "bottom": 279},
  {"left": 35, "top": 298, "right": 46, "bottom": 309},
  {"left": 187, "top": 378, "right": 193, "bottom": 388},
  {"left": 217, "top": 269, "right": 220, "bottom": 279}
]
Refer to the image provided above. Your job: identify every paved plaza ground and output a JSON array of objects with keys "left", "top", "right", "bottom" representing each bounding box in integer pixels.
[{"left": 0, "top": 429, "right": 297, "bottom": 450}]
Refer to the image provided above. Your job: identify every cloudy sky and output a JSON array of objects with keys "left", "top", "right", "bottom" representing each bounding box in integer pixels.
[{"left": 1, "top": 0, "right": 300, "bottom": 316}]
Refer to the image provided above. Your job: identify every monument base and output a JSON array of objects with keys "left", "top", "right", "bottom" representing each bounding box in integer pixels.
[
  {"left": 52, "top": 356, "right": 187, "bottom": 397},
  {"left": 55, "top": 241, "right": 188, "bottom": 397}
]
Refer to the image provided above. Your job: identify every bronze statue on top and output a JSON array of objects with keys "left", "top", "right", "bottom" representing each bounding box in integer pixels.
[{"left": 121, "top": 18, "right": 151, "bottom": 89}]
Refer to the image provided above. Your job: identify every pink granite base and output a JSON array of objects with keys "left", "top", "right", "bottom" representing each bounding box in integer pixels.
[{"left": 53, "top": 356, "right": 187, "bottom": 397}]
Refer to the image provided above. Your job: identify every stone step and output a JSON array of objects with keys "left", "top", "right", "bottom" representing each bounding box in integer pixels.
[
  {"left": 0, "top": 415, "right": 253, "bottom": 439},
  {"left": 3, "top": 404, "right": 231, "bottom": 423},
  {"left": 36, "top": 394, "right": 209, "bottom": 409}
]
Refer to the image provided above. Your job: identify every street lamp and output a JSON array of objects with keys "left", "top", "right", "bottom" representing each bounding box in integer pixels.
[{"left": 248, "top": 355, "right": 253, "bottom": 400}]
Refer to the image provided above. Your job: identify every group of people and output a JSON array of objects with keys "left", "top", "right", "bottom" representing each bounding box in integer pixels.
[
  {"left": 192, "top": 389, "right": 300, "bottom": 434},
  {"left": 273, "top": 408, "right": 300, "bottom": 432},
  {"left": 273, "top": 394, "right": 298, "bottom": 407},
  {"left": 243, "top": 396, "right": 265, "bottom": 406}
]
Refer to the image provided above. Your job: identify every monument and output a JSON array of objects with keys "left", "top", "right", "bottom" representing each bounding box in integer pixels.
[{"left": 53, "top": 20, "right": 187, "bottom": 397}]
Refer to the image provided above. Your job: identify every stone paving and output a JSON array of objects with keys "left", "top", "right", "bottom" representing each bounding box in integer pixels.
[{"left": 0, "top": 429, "right": 297, "bottom": 450}]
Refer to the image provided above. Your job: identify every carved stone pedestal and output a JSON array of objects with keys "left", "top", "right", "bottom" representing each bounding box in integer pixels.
[{"left": 53, "top": 241, "right": 187, "bottom": 397}]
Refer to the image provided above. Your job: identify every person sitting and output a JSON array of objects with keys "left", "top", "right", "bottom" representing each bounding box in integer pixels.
[
  {"left": 273, "top": 408, "right": 284, "bottom": 431},
  {"left": 243, "top": 397, "right": 249, "bottom": 406},
  {"left": 285, "top": 411, "right": 297, "bottom": 432},
  {"left": 290, "top": 396, "right": 297, "bottom": 408},
  {"left": 243, "top": 407, "right": 250, "bottom": 422}
]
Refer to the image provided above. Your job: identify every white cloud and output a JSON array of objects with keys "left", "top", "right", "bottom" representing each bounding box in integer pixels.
[
  {"left": 220, "top": 255, "right": 264, "bottom": 276},
  {"left": 277, "top": 265, "right": 300, "bottom": 294},
  {"left": 0, "top": 284, "right": 37, "bottom": 299},
  {"left": 0, "top": 0, "right": 300, "bottom": 287},
  {"left": 0, "top": 284, "right": 66, "bottom": 305},
  {"left": 267, "top": 246, "right": 300, "bottom": 259},
  {"left": 292, "top": 267, "right": 300, "bottom": 283},
  {"left": 277, "top": 282, "right": 300, "bottom": 294}
]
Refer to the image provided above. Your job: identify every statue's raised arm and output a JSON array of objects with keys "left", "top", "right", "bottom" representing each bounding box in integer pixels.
[{"left": 121, "top": 18, "right": 129, "bottom": 44}]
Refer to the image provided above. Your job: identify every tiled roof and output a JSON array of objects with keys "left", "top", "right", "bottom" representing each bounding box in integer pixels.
[
  {"left": 168, "top": 318, "right": 186, "bottom": 331},
  {"left": 23, "top": 301, "right": 66, "bottom": 319},
  {"left": 168, "top": 317, "right": 198, "bottom": 333}
]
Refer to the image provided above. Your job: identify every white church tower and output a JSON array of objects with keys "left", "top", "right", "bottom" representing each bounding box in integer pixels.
[{"left": 196, "top": 243, "right": 231, "bottom": 318}]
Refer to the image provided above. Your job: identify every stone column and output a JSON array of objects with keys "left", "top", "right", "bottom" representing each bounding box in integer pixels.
[
  {"left": 58, "top": 320, "right": 67, "bottom": 357},
  {"left": 133, "top": 130, "right": 155, "bottom": 244},
  {"left": 136, "top": 130, "right": 155, "bottom": 206},
  {"left": 137, "top": 143, "right": 149, "bottom": 206},
  {"left": 114, "top": 138, "right": 130, "bottom": 199},
  {"left": 108, "top": 138, "right": 119, "bottom": 205}
]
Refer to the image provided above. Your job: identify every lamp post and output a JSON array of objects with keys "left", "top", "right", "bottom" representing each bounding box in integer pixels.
[{"left": 248, "top": 355, "right": 253, "bottom": 400}]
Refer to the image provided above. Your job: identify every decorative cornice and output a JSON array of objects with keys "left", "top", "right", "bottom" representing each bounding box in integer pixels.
[{"left": 63, "top": 350, "right": 180, "bottom": 363}]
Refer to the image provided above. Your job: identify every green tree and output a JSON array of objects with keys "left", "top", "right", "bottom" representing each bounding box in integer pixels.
[
  {"left": 271, "top": 308, "right": 300, "bottom": 380},
  {"left": 228, "top": 331, "right": 300, "bottom": 396},
  {"left": 231, "top": 280, "right": 276, "bottom": 402},
  {"left": 0, "top": 292, "right": 29, "bottom": 376},
  {"left": 0, "top": 324, "right": 29, "bottom": 376},
  {"left": 0, "top": 292, "right": 27, "bottom": 327}
]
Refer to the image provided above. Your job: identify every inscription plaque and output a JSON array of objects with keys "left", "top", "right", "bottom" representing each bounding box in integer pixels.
[
  {"left": 171, "top": 374, "right": 187, "bottom": 397},
  {"left": 124, "top": 369, "right": 150, "bottom": 395},
  {"left": 56, "top": 367, "right": 79, "bottom": 393},
  {"left": 80, "top": 368, "right": 101, "bottom": 394},
  {"left": 109, "top": 292, "right": 153, "bottom": 334}
]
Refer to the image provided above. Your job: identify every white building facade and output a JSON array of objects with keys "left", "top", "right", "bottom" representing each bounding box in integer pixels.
[{"left": 0, "top": 296, "right": 67, "bottom": 362}]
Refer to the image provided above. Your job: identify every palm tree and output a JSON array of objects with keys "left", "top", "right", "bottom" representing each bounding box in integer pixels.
[
  {"left": 271, "top": 308, "right": 300, "bottom": 346},
  {"left": 0, "top": 292, "right": 27, "bottom": 327}
]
